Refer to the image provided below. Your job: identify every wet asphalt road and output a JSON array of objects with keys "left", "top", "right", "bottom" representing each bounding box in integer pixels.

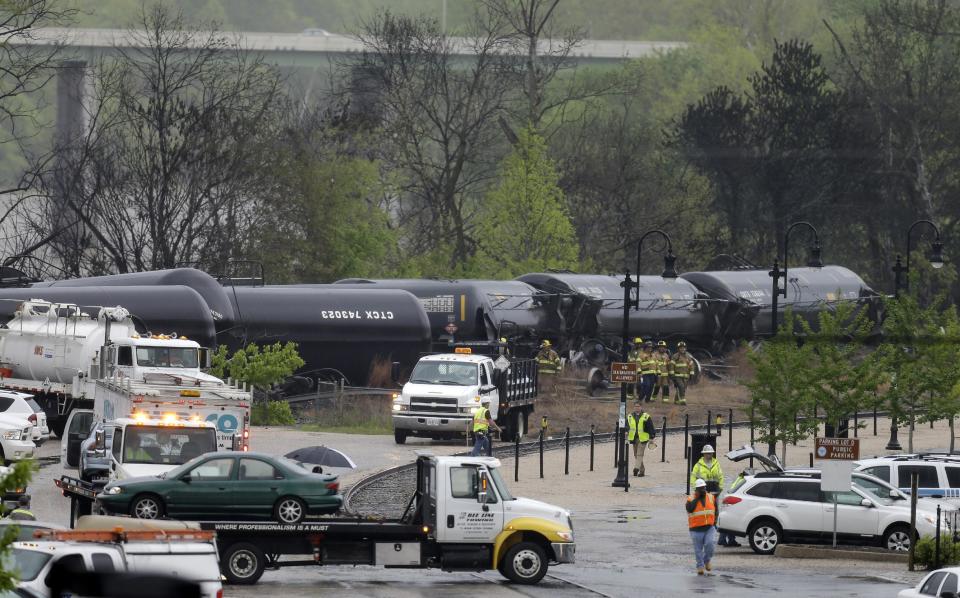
[{"left": 30, "top": 433, "right": 910, "bottom": 598}]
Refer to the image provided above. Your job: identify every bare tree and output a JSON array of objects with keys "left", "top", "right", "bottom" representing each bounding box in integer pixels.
[
  {"left": 350, "top": 11, "right": 514, "bottom": 268},
  {"left": 39, "top": 5, "right": 283, "bottom": 275}
]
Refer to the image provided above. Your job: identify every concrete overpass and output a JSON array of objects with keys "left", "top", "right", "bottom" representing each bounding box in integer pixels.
[{"left": 20, "top": 27, "right": 687, "bottom": 68}]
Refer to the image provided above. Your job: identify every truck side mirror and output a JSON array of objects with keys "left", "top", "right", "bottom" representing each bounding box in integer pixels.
[
  {"left": 391, "top": 361, "right": 401, "bottom": 383},
  {"left": 95, "top": 429, "right": 105, "bottom": 451},
  {"left": 477, "top": 471, "right": 490, "bottom": 504}
]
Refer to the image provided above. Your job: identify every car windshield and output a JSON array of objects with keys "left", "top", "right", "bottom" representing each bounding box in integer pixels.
[
  {"left": 135, "top": 346, "right": 199, "bottom": 368},
  {"left": 123, "top": 426, "right": 216, "bottom": 465},
  {"left": 853, "top": 474, "right": 906, "bottom": 501},
  {"left": 853, "top": 484, "right": 895, "bottom": 507},
  {"left": 409, "top": 362, "right": 477, "bottom": 386},
  {"left": 489, "top": 467, "right": 514, "bottom": 501},
  {"left": 6, "top": 548, "right": 51, "bottom": 581}
]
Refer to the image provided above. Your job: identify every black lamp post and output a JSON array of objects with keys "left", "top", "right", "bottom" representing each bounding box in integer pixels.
[
  {"left": 613, "top": 229, "right": 677, "bottom": 488},
  {"left": 886, "top": 219, "right": 945, "bottom": 451},
  {"left": 769, "top": 222, "right": 822, "bottom": 336}
]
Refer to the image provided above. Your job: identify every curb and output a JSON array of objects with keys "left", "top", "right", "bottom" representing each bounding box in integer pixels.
[{"left": 775, "top": 544, "right": 909, "bottom": 563}]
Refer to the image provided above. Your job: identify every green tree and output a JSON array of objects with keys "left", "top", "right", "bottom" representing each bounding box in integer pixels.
[
  {"left": 801, "top": 301, "right": 878, "bottom": 437},
  {"left": 473, "top": 127, "right": 579, "bottom": 277},
  {"left": 209, "top": 342, "right": 305, "bottom": 396},
  {"left": 0, "top": 460, "right": 34, "bottom": 590},
  {"left": 745, "top": 311, "right": 817, "bottom": 461}
]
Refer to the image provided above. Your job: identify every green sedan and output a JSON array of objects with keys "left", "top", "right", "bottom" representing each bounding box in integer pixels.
[{"left": 96, "top": 451, "right": 342, "bottom": 524}]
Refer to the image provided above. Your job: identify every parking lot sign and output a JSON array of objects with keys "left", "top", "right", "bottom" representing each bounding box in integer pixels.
[{"left": 815, "top": 437, "right": 860, "bottom": 460}]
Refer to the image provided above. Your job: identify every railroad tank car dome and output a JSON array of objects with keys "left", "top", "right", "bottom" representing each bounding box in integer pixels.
[
  {"left": 33, "top": 268, "right": 235, "bottom": 326},
  {"left": 0, "top": 285, "right": 218, "bottom": 347}
]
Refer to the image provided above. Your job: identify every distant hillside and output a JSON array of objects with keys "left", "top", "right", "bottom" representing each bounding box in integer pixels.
[{"left": 63, "top": 0, "right": 846, "bottom": 41}]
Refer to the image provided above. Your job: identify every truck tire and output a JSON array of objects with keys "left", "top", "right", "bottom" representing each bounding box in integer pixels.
[
  {"left": 501, "top": 541, "right": 548, "bottom": 584},
  {"left": 222, "top": 542, "right": 266, "bottom": 585},
  {"left": 274, "top": 496, "right": 306, "bottom": 524},
  {"left": 394, "top": 429, "right": 407, "bottom": 445},
  {"left": 130, "top": 494, "right": 164, "bottom": 520}
]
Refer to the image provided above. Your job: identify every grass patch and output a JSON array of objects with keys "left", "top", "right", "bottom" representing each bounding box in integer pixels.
[{"left": 293, "top": 394, "right": 393, "bottom": 435}]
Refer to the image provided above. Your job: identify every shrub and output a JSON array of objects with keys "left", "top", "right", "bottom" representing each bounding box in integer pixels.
[
  {"left": 251, "top": 400, "right": 296, "bottom": 426},
  {"left": 914, "top": 535, "right": 960, "bottom": 569}
]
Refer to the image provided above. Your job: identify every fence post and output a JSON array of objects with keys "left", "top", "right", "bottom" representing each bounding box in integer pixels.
[
  {"left": 936, "top": 505, "right": 942, "bottom": 570},
  {"left": 564, "top": 427, "right": 570, "bottom": 475},
  {"left": 707, "top": 409, "right": 712, "bottom": 433},
  {"left": 873, "top": 407, "right": 877, "bottom": 436},
  {"left": 539, "top": 430, "right": 544, "bottom": 479},
  {"left": 854, "top": 411, "right": 859, "bottom": 438},
  {"left": 614, "top": 419, "right": 619, "bottom": 468},
  {"left": 661, "top": 416, "right": 667, "bottom": 463},
  {"left": 590, "top": 425, "right": 595, "bottom": 472},
  {"left": 809, "top": 452, "right": 813, "bottom": 467},
  {"left": 514, "top": 432, "right": 520, "bottom": 482},
  {"left": 728, "top": 408, "right": 733, "bottom": 451},
  {"left": 624, "top": 435, "right": 630, "bottom": 493},
  {"left": 684, "top": 413, "right": 689, "bottom": 460}
]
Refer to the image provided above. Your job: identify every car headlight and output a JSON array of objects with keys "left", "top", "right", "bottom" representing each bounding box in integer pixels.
[
  {"left": 393, "top": 404, "right": 408, "bottom": 412},
  {"left": 1, "top": 429, "right": 20, "bottom": 440},
  {"left": 106, "top": 486, "right": 123, "bottom": 495},
  {"left": 555, "top": 530, "right": 574, "bottom": 542}
]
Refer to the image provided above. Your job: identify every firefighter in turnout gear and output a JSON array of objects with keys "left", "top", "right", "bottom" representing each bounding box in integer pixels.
[
  {"left": 638, "top": 341, "right": 657, "bottom": 402},
  {"left": 627, "top": 337, "right": 644, "bottom": 400},
  {"left": 671, "top": 341, "right": 694, "bottom": 405},
  {"left": 655, "top": 341, "right": 672, "bottom": 402},
  {"left": 628, "top": 403, "right": 657, "bottom": 477},
  {"left": 536, "top": 340, "right": 561, "bottom": 374}
]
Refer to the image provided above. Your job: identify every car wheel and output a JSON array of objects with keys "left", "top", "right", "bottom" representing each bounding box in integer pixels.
[
  {"left": 748, "top": 519, "right": 782, "bottom": 555},
  {"left": 274, "top": 496, "right": 306, "bottom": 524},
  {"left": 222, "top": 542, "right": 266, "bottom": 585},
  {"left": 394, "top": 429, "right": 407, "bottom": 445},
  {"left": 130, "top": 494, "right": 164, "bottom": 520},
  {"left": 883, "top": 524, "right": 912, "bottom": 552},
  {"left": 501, "top": 541, "right": 548, "bottom": 584}
]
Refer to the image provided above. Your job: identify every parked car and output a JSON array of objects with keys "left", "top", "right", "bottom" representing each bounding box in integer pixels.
[
  {"left": 96, "top": 451, "right": 342, "bottom": 523},
  {"left": 718, "top": 470, "right": 947, "bottom": 554},
  {"left": 856, "top": 455, "right": 960, "bottom": 500},
  {"left": 727, "top": 446, "right": 960, "bottom": 517},
  {"left": 898, "top": 566, "right": 960, "bottom": 597},
  {"left": 0, "top": 392, "right": 47, "bottom": 446},
  {"left": 9, "top": 535, "right": 222, "bottom": 598}
]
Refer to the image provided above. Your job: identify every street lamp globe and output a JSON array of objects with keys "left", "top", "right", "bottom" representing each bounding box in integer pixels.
[
  {"left": 930, "top": 241, "right": 945, "bottom": 269},
  {"left": 807, "top": 244, "right": 823, "bottom": 268},
  {"left": 661, "top": 251, "right": 678, "bottom": 279}
]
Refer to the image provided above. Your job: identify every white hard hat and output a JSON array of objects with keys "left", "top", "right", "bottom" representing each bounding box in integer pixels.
[
  {"left": 695, "top": 478, "right": 707, "bottom": 488},
  {"left": 701, "top": 445, "right": 715, "bottom": 454},
  {"left": 481, "top": 397, "right": 491, "bottom": 404}
]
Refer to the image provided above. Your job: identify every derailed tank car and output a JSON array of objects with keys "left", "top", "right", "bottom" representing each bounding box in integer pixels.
[
  {"left": 680, "top": 265, "right": 881, "bottom": 337},
  {"left": 0, "top": 286, "right": 218, "bottom": 347},
  {"left": 517, "top": 272, "right": 732, "bottom": 359},
  {"left": 333, "top": 279, "right": 561, "bottom": 355},
  {"left": 224, "top": 287, "right": 432, "bottom": 386}
]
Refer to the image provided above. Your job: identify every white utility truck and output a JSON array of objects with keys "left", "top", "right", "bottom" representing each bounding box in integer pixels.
[
  {"left": 0, "top": 299, "right": 251, "bottom": 449},
  {"left": 202, "top": 453, "right": 575, "bottom": 585},
  {"left": 392, "top": 349, "right": 538, "bottom": 444}
]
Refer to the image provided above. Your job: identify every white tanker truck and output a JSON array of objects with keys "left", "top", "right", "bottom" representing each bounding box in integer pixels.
[{"left": 0, "top": 299, "right": 251, "bottom": 446}]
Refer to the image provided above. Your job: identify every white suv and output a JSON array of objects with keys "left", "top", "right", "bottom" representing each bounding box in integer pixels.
[
  {"left": 0, "top": 391, "right": 48, "bottom": 445},
  {"left": 720, "top": 472, "right": 946, "bottom": 554}
]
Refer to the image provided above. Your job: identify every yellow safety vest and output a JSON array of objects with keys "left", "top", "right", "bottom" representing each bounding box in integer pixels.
[
  {"left": 473, "top": 408, "right": 489, "bottom": 433},
  {"left": 689, "top": 458, "right": 723, "bottom": 488},
  {"left": 627, "top": 413, "right": 650, "bottom": 443},
  {"left": 656, "top": 353, "right": 672, "bottom": 376}
]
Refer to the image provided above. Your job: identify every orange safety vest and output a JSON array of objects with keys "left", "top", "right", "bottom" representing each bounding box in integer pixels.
[{"left": 687, "top": 492, "right": 716, "bottom": 528}]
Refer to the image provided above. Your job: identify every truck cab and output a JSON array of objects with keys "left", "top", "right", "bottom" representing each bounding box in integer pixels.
[
  {"left": 393, "top": 352, "right": 536, "bottom": 444},
  {"left": 103, "top": 335, "right": 219, "bottom": 385}
]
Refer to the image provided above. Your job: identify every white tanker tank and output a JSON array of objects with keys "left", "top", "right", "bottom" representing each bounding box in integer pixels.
[{"left": 0, "top": 301, "right": 137, "bottom": 384}]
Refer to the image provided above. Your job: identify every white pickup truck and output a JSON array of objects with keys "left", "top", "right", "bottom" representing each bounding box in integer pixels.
[{"left": 392, "top": 351, "right": 538, "bottom": 443}]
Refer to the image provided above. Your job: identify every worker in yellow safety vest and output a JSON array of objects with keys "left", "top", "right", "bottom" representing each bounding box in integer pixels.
[
  {"left": 685, "top": 478, "right": 717, "bottom": 575},
  {"left": 6, "top": 495, "right": 35, "bottom": 521},
  {"left": 638, "top": 340, "right": 657, "bottom": 402},
  {"left": 536, "top": 340, "right": 561, "bottom": 375},
  {"left": 470, "top": 398, "right": 501, "bottom": 456},
  {"left": 627, "top": 403, "right": 656, "bottom": 477},
  {"left": 671, "top": 341, "right": 695, "bottom": 405},
  {"left": 655, "top": 341, "right": 672, "bottom": 403},
  {"left": 627, "top": 337, "right": 643, "bottom": 400}
]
